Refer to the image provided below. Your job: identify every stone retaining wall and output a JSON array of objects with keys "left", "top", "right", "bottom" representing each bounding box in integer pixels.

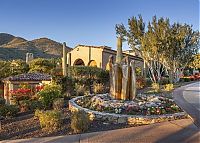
[{"left": 69, "top": 96, "right": 189, "bottom": 125}]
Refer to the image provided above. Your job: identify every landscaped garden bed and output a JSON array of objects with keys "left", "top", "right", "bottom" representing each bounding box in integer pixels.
[
  {"left": 75, "top": 94, "right": 182, "bottom": 115},
  {"left": 69, "top": 94, "right": 188, "bottom": 125}
]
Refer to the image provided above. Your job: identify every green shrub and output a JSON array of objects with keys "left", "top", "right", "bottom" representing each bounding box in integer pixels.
[
  {"left": 38, "top": 110, "right": 62, "bottom": 132},
  {"left": 53, "top": 98, "right": 64, "bottom": 110},
  {"left": 53, "top": 66, "right": 109, "bottom": 96},
  {"left": 63, "top": 92, "right": 71, "bottom": 100},
  {"left": 95, "top": 68, "right": 109, "bottom": 84},
  {"left": 71, "top": 110, "right": 90, "bottom": 133},
  {"left": 68, "top": 66, "right": 109, "bottom": 88},
  {"left": 179, "top": 78, "right": 184, "bottom": 82},
  {"left": 34, "top": 109, "right": 44, "bottom": 119},
  {"left": 135, "top": 67, "right": 142, "bottom": 76},
  {"left": 0, "top": 89, "right": 3, "bottom": 96},
  {"left": 0, "top": 105, "right": 19, "bottom": 117},
  {"left": 18, "top": 100, "right": 43, "bottom": 112},
  {"left": 61, "top": 76, "right": 75, "bottom": 94},
  {"left": 146, "top": 78, "right": 152, "bottom": 86},
  {"left": 93, "top": 83, "right": 104, "bottom": 94},
  {"left": 28, "top": 58, "right": 55, "bottom": 74},
  {"left": 183, "top": 70, "right": 190, "bottom": 76},
  {"left": 151, "top": 83, "right": 160, "bottom": 92},
  {"left": 160, "top": 77, "right": 170, "bottom": 85},
  {"left": 52, "top": 76, "right": 75, "bottom": 95},
  {"left": 184, "top": 78, "right": 191, "bottom": 82},
  {"left": 75, "top": 84, "right": 86, "bottom": 96},
  {"left": 0, "top": 97, "right": 5, "bottom": 106},
  {"left": 136, "top": 77, "right": 146, "bottom": 89},
  {"left": 19, "top": 100, "right": 30, "bottom": 112},
  {"left": 10, "top": 95, "right": 30, "bottom": 106},
  {"left": 163, "top": 84, "right": 174, "bottom": 91},
  {"left": 29, "top": 100, "right": 43, "bottom": 111},
  {"left": 38, "top": 84, "right": 62, "bottom": 109}
]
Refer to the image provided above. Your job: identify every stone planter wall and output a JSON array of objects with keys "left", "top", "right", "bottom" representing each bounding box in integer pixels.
[{"left": 69, "top": 96, "right": 189, "bottom": 125}]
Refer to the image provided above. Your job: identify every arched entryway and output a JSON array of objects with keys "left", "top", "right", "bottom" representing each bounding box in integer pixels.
[
  {"left": 73, "top": 58, "right": 85, "bottom": 66},
  {"left": 88, "top": 60, "right": 97, "bottom": 67}
]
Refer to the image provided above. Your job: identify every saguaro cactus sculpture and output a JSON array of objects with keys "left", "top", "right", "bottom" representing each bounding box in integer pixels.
[
  {"left": 109, "top": 37, "right": 136, "bottom": 100},
  {"left": 130, "top": 60, "right": 136, "bottom": 100},
  {"left": 116, "top": 37, "right": 122, "bottom": 64},
  {"left": 62, "top": 42, "right": 67, "bottom": 77}
]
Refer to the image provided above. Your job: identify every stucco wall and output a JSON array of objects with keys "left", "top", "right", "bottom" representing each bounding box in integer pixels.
[
  {"left": 102, "top": 49, "right": 144, "bottom": 70},
  {"left": 102, "top": 50, "right": 116, "bottom": 70},
  {"left": 68, "top": 46, "right": 103, "bottom": 68},
  {"left": 68, "top": 45, "right": 144, "bottom": 70},
  {"left": 90, "top": 47, "right": 103, "bottom": 67}
]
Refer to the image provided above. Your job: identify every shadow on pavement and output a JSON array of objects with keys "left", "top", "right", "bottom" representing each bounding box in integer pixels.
[
  {"left": 155, "top": 123, "right": 200, "bottom": 143},
  {"left": 79, "top": 121, "right": 200, "bottom": 143}
]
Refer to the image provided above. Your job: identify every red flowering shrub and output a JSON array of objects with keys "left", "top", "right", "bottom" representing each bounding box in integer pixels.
[
  {"left": 35, "top": 85, "right": 44, "bottom": 92},
  {"left": 194, "top": 73, "right": 200, "bottom": 80},
  {"left": 180, "top": 73, "right": 200, "bottom": 82},
  {"left": 10, "top": 88, "right": 31, "bottom": 96},
  {"left": 10, "top": 88, "right": 32, "bottom": 105},
  {"left": 136, "top": 77, "right": 146, "bottom": 89}
]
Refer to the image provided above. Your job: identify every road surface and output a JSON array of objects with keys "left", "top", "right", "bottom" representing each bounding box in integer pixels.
[{"left": 173, "top": 81, "right": 200, "bottom": 128}]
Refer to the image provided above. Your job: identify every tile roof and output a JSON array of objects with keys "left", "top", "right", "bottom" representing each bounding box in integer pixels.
[
  {"left": 3, "top": 73, "right": 52, "bottom": 82},
  {"left": 75, "top": 44, "right": 112, "bottom": 49}
]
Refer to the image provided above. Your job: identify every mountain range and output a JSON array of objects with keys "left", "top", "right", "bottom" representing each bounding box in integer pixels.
[{"left": 0, "top": 33, "right": 71, "bottom": 60}]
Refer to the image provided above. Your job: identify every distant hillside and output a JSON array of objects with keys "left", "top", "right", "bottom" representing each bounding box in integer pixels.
[
  {"left": 0, "top": 33, "right": 71, "bottom": 60},
  {"left": 0, "top": 33, "right": 15, "bottom": 45}
]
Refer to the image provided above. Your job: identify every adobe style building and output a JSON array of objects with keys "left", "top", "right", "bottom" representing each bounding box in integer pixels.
[{"left": 66, "top": 45, "right": 144, "bottom": 71}]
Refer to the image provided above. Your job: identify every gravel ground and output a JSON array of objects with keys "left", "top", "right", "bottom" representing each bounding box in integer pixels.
[{"left": 0, "top": 109, "right": 136, "bottom": 141}]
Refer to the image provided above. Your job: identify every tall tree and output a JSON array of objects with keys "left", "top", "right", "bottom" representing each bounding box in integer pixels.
[
  {"left": 0, "top": 60, "right": 12, "bottom": 79},
  {"left": 116, "top": 15, "right": 199, "bottom": 83},
  {"left": 140, "top": 17, "right": 171, "bottom": 83},
  {"left": 189, "top": 54, "right": 200, "bottom": 70},
  {"left": 163, "top": 24, "right": 199, "bottom": 82},
  {"left": 10, "top": 59, "right": 29, "bottom": 75},
  {"left": 28, "top": 58, "right": 56, "bottom": 74}
]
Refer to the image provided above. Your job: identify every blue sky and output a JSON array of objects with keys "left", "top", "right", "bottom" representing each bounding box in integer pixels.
[{"left": 0, "top": 0, "right": 199, "bottom": 50}]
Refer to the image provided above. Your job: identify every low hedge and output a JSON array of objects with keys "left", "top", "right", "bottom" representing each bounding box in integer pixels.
[
  {"left": 37, "top": 84, "right": 62, "bottom": 109},
  {"left": 0, "top": 104, "right": 19, "bottom": 118},
  {"left": 52, "top": 66, "right": 109, "bottom": 95},
  {"left": 35, "top": 110, "right": 62, "bottom": 132},
  {"left": 0, "top": 97, "right": 5, "bottom": 106},
  {"left": 71, "top": 110, "right": 90, "bottom": 133}
]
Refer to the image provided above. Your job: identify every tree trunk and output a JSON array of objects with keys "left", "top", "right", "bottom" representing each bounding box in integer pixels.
[
  {"left": 143, "top": 60, "right": 147, "bottom": 78},
  {"left": 169, "top": 70, "right": 174, "bottom": 84}
]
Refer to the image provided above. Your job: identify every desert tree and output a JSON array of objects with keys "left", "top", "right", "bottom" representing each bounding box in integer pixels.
[
  {"left": 116, "top": 15, "right": 199, "bottom": 83},
  {"left": 116, "top": 15, "right": 170, "bottom": 83},
  {"left": 188, "top": 54, "right": 200, "bottom": 70},
  {"left": 163, "top": 23, "right": 199, "bottom": 82}
]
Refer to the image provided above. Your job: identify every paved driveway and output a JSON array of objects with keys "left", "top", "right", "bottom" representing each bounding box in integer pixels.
[
  {"left": 183, "top": 82, "right": 200, "bottom": 111},
  {"left": 173, "top": 81, "right": 200, "bottom": 128}
]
